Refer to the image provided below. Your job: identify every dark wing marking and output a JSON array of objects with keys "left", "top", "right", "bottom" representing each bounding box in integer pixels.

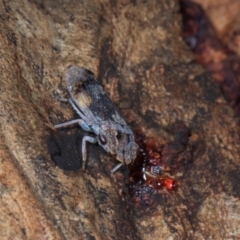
[{"left": 83, "top": 79, "right": 123, "bottom": 123}]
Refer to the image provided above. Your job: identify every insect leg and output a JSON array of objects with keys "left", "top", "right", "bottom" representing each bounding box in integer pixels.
[
  {"left": 54, "top": 119, "right": 86, "bottom": 127},
  {"left": 55, "top": 119, "right": 93, "bottom": 132},
  {"left": 110, "top": 163, "right": 123, "bottom": 174},
  {"left": 81, "top": 136, "right": 97, "bottom": 169}
]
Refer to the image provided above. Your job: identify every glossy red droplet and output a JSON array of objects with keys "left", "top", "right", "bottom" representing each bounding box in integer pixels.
[
  {"left": 154, "top": 178, "right": 164, "bottom": 190},
  {"left": 163, "top": 178, "right": 176, "bottom": 190},
  {"left": 128, "top": 133, "right": 178, "bottom": 205}
]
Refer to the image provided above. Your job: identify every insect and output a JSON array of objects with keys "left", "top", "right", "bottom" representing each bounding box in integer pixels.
[{"left": 55, "top": 66, "right": 139, "bottom": 173}]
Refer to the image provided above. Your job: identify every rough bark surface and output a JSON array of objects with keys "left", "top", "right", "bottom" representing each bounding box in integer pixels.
[{"left": 0, "top": 0, "right": 240, "bottom": 239}]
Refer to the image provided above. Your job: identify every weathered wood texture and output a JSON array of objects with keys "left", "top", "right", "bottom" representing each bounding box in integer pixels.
[{"left": 0, "top": 0, "right": 240, "bottom": 239}]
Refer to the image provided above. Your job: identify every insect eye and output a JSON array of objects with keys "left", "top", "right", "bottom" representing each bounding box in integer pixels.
[
  {"left": 99, "top": 134, "right": 107, "bottom": 145},
  {"left": 116, "top": 131, "right": 122, "bottom": 140}
]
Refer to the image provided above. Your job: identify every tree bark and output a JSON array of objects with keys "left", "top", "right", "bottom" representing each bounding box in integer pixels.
[{"left": 0, "top": 0, "right": 240, "bottom": 239}]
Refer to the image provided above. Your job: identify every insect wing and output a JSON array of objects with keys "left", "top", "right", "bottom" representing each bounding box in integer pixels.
[
  {"left": 66, "top": 66, "right": 126, "bottom": 126},
  {"left": 65, "top": 67, "right": 97, "bottom": 125}
]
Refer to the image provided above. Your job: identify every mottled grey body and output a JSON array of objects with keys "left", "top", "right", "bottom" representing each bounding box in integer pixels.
[{"left": 55, "top": 66, "right": 138, "bottom": 172}]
